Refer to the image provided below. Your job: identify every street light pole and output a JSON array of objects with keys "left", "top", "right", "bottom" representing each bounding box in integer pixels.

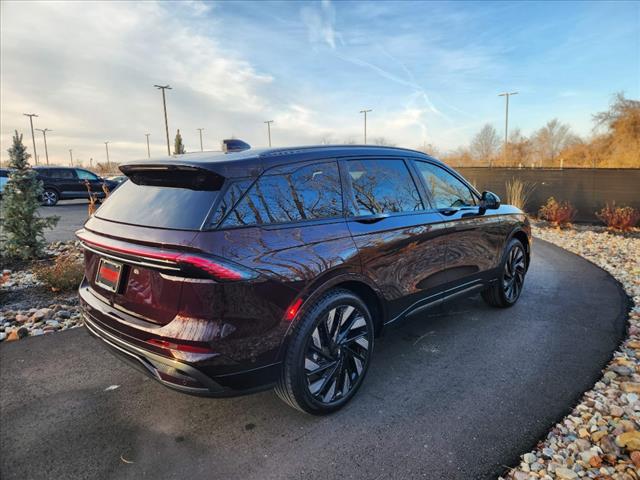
[
  {"left": 145, "top": 133, "right": 151, "bottom": 158},
  {"left": 498, "top": 92, "right": 518, "bottom": 167},
  {"left": 197, "top": 128, "right": 204, "bottom": 151},
  {"left": 359, "top": 109, "right": 372, "bottom": 144},
  {"left": 154, "top": 84, "right": 172, "bottom": 155},
  {"left": 69, "top": 149, "right": 73, "bottom": 166},
  {"left": 23, "top": 113, "right": 39, "bottom": 165},
  {"left": 104, "top": 141, "right": 110, "bottom": 170},
  {"left": 36, "top": 128, "right": 51, "bottom": 165},
  {"left": 264, "top": 120, "right": 274, "bottom": 147}
]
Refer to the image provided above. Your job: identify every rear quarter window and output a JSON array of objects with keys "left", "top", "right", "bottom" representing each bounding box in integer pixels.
[{"left": 222, "top": 161, "right": 343, "bottom": 227}]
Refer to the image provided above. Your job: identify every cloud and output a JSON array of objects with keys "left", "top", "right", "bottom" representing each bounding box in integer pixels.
[{"left": 300, "top": 0, "right": 341, "bottom": 49}]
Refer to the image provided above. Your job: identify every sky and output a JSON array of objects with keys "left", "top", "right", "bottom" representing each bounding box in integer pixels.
[{"left": 1, "top": 0, "right": 638, "bottom": 166}]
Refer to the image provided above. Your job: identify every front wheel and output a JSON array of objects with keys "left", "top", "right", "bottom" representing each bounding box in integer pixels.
[
  {"left": 482, "top": 238, "right": 527, "bottom": 308},
  {"left": 41, "top": 188, "right": 59, "bottom": 206},
  {"left": 275, "top": 289, "right": 374, "bottom": 415}
]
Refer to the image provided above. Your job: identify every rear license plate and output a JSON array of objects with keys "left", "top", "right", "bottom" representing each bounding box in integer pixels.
[{"left": 96, "top": 258, "right": 122, "bottom": 293}]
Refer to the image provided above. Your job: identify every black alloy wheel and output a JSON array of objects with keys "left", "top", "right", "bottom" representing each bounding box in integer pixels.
[
  {"left": 482, "top": 238, "right": 528, "bottom": 308},
  {"left": 275, "top": 289, "right": 374, "bottom": 414}
]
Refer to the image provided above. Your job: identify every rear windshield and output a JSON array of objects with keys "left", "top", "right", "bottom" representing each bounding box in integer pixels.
[{"left": 95, "top": 173, "right": 221, "bottom": 230}]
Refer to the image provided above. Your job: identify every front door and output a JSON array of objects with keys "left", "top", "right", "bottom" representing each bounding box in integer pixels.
[
  {"left": 411, "top": 160, "right": 503, "bottom": 287},
  {"left": 342, "top": 157, "right": 449, "bottom": 322}
]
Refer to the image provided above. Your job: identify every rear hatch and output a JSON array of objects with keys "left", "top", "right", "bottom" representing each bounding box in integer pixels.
[{"left": 79, "top": 165, "right": 248, "bottom": 326}]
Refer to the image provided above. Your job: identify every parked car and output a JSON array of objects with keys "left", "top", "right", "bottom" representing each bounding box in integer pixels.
[
  {"left": 35, "top": 166, "right": 119, "bottom": 206},
  {"left": 0, "top": 168, "right": 8, "bottom": 197},
  {"left": 77, "top": 145, "right": 531, "bottom": 414}
]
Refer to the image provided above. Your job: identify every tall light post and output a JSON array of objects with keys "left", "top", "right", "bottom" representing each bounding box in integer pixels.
[
  {"left": 498, "top": 91, "right": 518, "bottom": 167},
  {"left": 264, "top": 120, "right": 274, "bottom": 147},
  {"left": 104, "top": 141, "right": 111, "bottom": 170},
  {"left": 69, "top": 149, "right": 74, "bottom": 166},
  {"left": 197, "top": 128, "right": 204, "bottom": 152},
  {"left": 35, "top": 128, "right": 52, "bottom": 165},
  {"left": 359, "top": 109, "right": 372, "bottom": 144},
  {"left": 23, "top": 113, "right": 39, "bottom": 165},
  {"left": 154, "top": 84, "right": 172, "bottom": 155},
  {"left": 145, "top": 133, "right": 151, "bottom": 158}
]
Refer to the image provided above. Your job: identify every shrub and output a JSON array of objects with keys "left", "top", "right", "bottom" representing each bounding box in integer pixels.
[
  {"left": 596, "top": 203, "right": 640, "bottom": 231},
  {"left": 34, "top": 254, "right": 84, "bottom": 292},
  {"left": 538, "top": 197, "right": 577, "bottom": 227},
  {"left": 505, "top": 178, "right": 536, "bottom": 211}
]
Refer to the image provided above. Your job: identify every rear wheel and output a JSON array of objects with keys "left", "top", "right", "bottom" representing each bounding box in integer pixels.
[
  {"left": 482, "top": 238, "right": 527, "bottom": 308},
  {"left": 41, "top": 188, "right": 59, "bottom": 206},
  {"left": 275, "top": 289, "right": 374, "bottom": 415}
]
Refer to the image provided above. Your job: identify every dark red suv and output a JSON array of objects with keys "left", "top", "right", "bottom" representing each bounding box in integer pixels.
[{"left": 77, "top": 145, "right": 530, "bottom": 414}]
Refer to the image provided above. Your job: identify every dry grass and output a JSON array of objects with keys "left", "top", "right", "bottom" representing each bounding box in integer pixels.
[
  {"left": 538, "top": 197, "right": 577, "bottom": 227},
  {"left": 505, "top": 178, "right": 536, "bottom": 211},
  {"left": 33, "top": 254, "right": 84, "bottom": 292},
  {"left": 596, "top": 203, "right": 640, "bottom": 231}
]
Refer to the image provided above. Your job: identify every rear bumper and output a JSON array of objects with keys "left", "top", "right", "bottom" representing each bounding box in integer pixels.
[{"left": 79, "top": 285, "right": 281, "bottom": 397}]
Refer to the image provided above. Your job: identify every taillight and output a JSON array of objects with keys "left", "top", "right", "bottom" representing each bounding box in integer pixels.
[
  {"left": 176, "top": 254, "right": 256, "bottom": 281},
  {"left": 146, "top": 338, "right": 213, "bottom": 354},
  {"left": 76, "top": 229, "right": 258, "bottom": 282}
]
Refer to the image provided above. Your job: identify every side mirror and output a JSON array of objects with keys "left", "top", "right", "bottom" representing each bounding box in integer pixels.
[{"left": 480, "top": 191, "right": 500, "bottom": 210}]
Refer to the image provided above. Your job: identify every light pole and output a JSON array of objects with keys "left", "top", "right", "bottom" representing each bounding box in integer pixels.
[
  {"left": 154, "top": 84, "right": 172, "bottom": 155},
  {"left": 264, "top": 120, "right": 274, "bottom": 147},
  {"left": 359, "top": 109, "right": 372, "bottom": 144},
  {"left": 69, "top": 149, "right": 74, "bottom": 166},
  {"left": 23, "top": 113, "right": 39, "bottom": 164},
  {"left": 104, "top": 141, "right": 111, "bottom": 170},
  {"left": 35, "top": 128, "right": 51, "bottom": 165},
  {"left": 197, "top": 128, "right": 204, "bottom": 152},
  {"left": 498, "top": 92, "right": 518, "bottom": 167},
  {"left": 145, "top": 133, "right": 151, "bottom": 158}
]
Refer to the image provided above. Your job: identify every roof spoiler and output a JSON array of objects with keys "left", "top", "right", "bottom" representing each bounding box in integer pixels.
[
  {"left": 119, "top": 164, "right": 225, "bottom": 191},
  {"left": 221, "top": 139, "right": 251, "bottom": 153}
]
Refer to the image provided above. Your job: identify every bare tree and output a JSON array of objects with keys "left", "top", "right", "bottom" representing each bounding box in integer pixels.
[
  {"left": 372, "top": 137, "right": 396, "bottom": 147},
  {"left": 470, "top": 124, "right": 500, "bottom": 165},
  {"left": 533, "top": 119, "right": 576, "bottom": 167}
]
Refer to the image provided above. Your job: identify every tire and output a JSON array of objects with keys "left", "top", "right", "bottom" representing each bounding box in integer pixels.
[
  {"left": 41, "top": 188, "right": 59, "bottom": 206},
  {"left": 482, "top": 238, "right": 527, "bottom": 308},
  {"left": 275, "top": 289, "right": 375, "bottom": 415}
]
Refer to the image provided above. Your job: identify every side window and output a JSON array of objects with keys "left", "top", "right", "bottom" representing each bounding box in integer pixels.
[
  {"left": 345, "top": 158, "right": 423, "bottom": 215},
  {"left": 207, "top": 178, "right": 253, "bottom": 228},
  {"left": 76, "top": 169, "right": 98, "bottom": 181},
  {"left": 55, "top": 169, "right": 76, "bottom": 179},
  {"left": 222, "top": 161, "right": 343, "bottom": 227},
  {"left": 414, "top": 161, "right": 476, "bottom": 209}
]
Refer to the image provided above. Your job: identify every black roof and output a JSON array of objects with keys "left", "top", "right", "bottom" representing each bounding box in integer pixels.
[{"left": 120, "top": 145, "right": 440, "bottom": 179}]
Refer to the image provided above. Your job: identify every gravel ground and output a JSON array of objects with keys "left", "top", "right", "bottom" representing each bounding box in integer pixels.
[
  {"left": 502, "top": 225, "right": 640, "bottom": 480},
  {"left": 0, "top": 241, "right": 83, "bottom": 342}
]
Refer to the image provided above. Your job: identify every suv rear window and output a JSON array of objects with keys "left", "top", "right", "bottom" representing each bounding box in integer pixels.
[
  {"left": 96, "top": 169, "right": 223, "bottom": 230},
  {"left": 222, "top": 161, "right": 342, "bottom": 227}
]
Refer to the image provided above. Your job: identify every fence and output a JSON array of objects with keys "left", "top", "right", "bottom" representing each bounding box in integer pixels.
[{"left": 456, "top": 168, "right": 640, "bottom": 223}]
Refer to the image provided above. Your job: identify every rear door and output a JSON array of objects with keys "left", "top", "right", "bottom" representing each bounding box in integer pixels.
[
  {"left": 76, "top": 169, "right": 103, "bottom": 197},
  {"left": 51, "top": 168, "right": 80, "bottom": 197},
  {"left": 412, "top": 160, "right": 503, "bottom": 286},
  {"left": 342, "top": 157, "right": 449, "bottom": 322},
  {"left": 82, "top": 167, "right": 224, "bottom": 324}
]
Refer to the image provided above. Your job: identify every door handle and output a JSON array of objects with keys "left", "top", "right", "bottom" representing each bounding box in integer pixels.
[
  {"left": 354, "top": 213, "right": 390, "bottom": 224},
  {"left": 438, "top": 208, "right": 459, "bottom": 216}
]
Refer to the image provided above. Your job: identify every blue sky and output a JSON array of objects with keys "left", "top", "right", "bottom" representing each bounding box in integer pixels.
[{"left": 1, "top": 0, "right": 638, "bottom": 165}]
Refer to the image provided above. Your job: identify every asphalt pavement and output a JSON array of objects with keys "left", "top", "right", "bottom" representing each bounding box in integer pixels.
[
  {"left": 39, "top": 199, "right": 89, "bottom": 243},
  {"left": 0, "top": 241, "right": 628, "bottom": 480}
]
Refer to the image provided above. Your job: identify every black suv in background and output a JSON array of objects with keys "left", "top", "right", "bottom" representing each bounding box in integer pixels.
[{"left": 35, "top": 167, "right": 119, "bottom": 206}]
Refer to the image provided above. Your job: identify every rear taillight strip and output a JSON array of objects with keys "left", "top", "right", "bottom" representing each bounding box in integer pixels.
[{"left": 77, "top": 229, "right": 257, "bottom": 282}]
